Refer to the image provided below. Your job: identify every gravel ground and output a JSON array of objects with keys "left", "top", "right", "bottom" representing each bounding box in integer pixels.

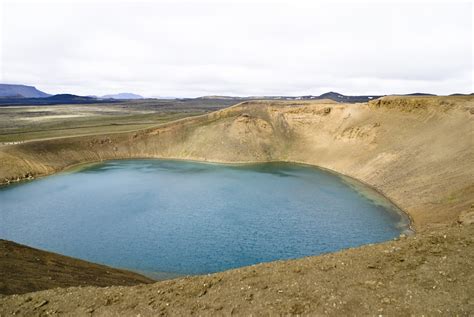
[{"left": 1, "top": 223, "right": 472, "bottom": 316}]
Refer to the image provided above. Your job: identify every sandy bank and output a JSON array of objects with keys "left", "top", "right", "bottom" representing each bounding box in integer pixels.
[
  {"left": 0, "top": 240, "right": 154, "bottom": 296},
  {"left": 1, "top": 223, "right": 472, "bottom": 315},
  {"left": 0, "top": 96, "right": 473, "bottom": 315},
  {"left": 1, "top": 96, "right": 472, "bottom": 230}
]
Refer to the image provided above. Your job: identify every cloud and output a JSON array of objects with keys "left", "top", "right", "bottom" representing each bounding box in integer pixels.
[{"left": 1, "top": 0, "right": 472, "bottom": 96}]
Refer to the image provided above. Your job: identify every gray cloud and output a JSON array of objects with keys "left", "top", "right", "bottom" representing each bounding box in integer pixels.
[{"left": 1, "top": 0, "right": 472, "bottom": 97}]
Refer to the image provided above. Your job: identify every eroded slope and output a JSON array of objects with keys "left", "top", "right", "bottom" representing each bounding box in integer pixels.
[
  {"left": 0, "top": 240, "right": 154, "bottom": 295},
  {"left": 1, "top": 224, "right": 472, "bottom": 316},
  {"left": 0, "top": 96, "right": 473, "bottom": 315},
  {"left": 1, "top": 96, "right": 473, "bottom": 229}
]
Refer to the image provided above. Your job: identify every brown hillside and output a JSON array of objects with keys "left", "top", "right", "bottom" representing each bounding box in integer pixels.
[
  {"left": 0, "top": 96, "right": 473, "bottom": 315},
  {"left": 0, "top": 240, "right": 154, "bottom": 296},
  {"left": 1, "top": 96, "right": 473, "bottom": 230}
]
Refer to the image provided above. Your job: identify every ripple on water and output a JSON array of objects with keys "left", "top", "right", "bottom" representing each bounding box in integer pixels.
[{"left": 0, "top": 160, "right": 411, "bottom": 275}]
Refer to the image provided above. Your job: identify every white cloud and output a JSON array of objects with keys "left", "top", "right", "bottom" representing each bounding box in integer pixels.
[{"left": 1, "top": 0, "right": 472, "bottom": 97}]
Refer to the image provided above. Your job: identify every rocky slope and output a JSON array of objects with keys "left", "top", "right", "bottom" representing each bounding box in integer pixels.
[
  {"left": 0, "top": 240, "right": 154, "bottom": 296},
  {"left": 1, "top": 224, "right": 472, "bottom": 316},
  {"left": 1, "top": 96, "right": 472, "bottom": 230},
  {"left": 0, "top": 96, "right": 473, "bottom": 315}
]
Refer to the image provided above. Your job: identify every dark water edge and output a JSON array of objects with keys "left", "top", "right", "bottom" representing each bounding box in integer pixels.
[{"left": 0, "top": 159, "right": 411, "bottom": 275}]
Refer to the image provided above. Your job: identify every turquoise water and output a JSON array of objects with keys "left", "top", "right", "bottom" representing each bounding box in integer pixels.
[{"left": 0, "top": 160, "right": 410, "bottom": 276}]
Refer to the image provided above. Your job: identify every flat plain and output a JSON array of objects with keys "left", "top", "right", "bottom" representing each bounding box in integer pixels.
[{"left": 0, "top": 98, "right": 236, "bottom": 143}]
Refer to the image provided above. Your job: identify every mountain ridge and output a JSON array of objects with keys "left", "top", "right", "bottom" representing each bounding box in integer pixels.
[
  {"left": 101, "top": 93, "right": 143, "bottom": 100},
  {"left": 0, "top": 84, "right": 50, "bottom": 98}
]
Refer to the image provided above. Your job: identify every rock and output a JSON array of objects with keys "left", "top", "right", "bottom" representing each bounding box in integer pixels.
[
  {"left": 381, "top": 297, "right": 390, "bottom": 304},
  {"left": 34, "top": 300, "right": 48, "bottom": 309},
  {"left": 85, "top": 307, "right": 95, "bottom": 313},
  {"left": 458, "top": 209, "right": 474, "bottom": 225},
  {"left": 364, "top": 280, "right": 377, "bottom": 286}
]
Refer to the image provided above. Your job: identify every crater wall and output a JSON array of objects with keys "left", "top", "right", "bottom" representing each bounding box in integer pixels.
[{"left": 1, "top": 96, "right": 473, "bottom": 230}]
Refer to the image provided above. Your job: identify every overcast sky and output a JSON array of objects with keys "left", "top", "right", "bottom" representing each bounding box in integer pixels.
[{"left": 0, "top": 0, "right": 472, "bottom": 97}]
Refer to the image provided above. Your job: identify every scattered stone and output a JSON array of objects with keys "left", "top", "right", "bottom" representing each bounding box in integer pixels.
[
  {"left": 85, "top": 307, "right": 94, "bottom": 313},
  {"left": 34, "top": 300, "right": 49, "bottom": 309},
  {"left": 364, "top": 280, "right": 377, "bottom": 287}
]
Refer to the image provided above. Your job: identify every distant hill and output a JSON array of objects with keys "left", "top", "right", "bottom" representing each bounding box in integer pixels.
[
  {"left": 197, "top": 95, "right": 243, "bottom": 100},
  {"left": 0, "top": 85, "right": 452, "bottom": 107},
  {"left": 449, "top": 93, "right": 473, "bottom": 96},
  {"left": 198, "top": 92, "right": 383, "bottom": 103},
  {"left": 313, "top": 92, "right": 382, "bottom": 103},
  {"left": 102, "top": 93, "right": 143, "bottom": 100},
  {"left": 0, "top": 94, "right": 121, "bottom": 106},
  {"left": 0, "top": 84, "right": 50, "bottom": 98},
  {"left": 403, "top": 93, "right": 437, "bottom": 96},
  {"left": 45, "top": 94, "right": 97, "bottom": 102}
]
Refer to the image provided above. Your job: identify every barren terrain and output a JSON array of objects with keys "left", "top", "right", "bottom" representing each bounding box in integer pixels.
[
  {"left": 0, "top": 98, "right": 235, "bottom": 143},
  {"left": 0, "top": 240, "right": 154, "bottom": 296},
  {"left": 0, "top": 96, "right": 473, "bottom": 315},
  {"left": 1, "top": 224, "right": 472, "bottom": 316},
  {"left": 1, "top": 96, "right": 472, "bottom": 229}
]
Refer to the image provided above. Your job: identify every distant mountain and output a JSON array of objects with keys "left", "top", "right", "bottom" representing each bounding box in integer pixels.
[
  {"left": 196, "top": 92, "right": 383, "bottom": 103},
  {"left": 150, "top": 96, "right": 179, "bottom": 99},
  {"left": 314, "top": 91, "right": 382, "bottom": 103},
  {"left": 0, "top": 94, "right": 121, "bottom": 106},
  {"left": 403, "top": 93, "right": 437, "bottom": 96},
  {"left": 45, "top": 94, "right": 97, "bottom": 102},
  {"left": 449, "top": 93, "right": 473, "bottom": 96},
  {"left": 197, "top": 95, "right": 244, "bottom": 100},
  {"left": 0, "top": 84, "right": 50, "bottom": 98},
  {"left": 102, "top": 93, "right": 143, "bottom": 100}
]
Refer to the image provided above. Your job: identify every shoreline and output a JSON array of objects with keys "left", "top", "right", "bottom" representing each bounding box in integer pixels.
[
  {"left": 0, "top": 156, "right": 416, "bottom": 233},
  {"left": 1, "top": 97, "right": 472, "bottom": 314},
  {"left": 1, "top": 96, "right": 471, "bottom": 232},
  {"left": 2, "top": 223, "right": 471, "bottom": 315}
]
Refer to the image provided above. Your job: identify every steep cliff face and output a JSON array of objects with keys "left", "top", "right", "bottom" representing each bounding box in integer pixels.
[{"left": 1, "top": 96, "right": 473, "bottom": 229}]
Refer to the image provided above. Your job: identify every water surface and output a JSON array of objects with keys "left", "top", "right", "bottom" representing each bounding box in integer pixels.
[{"left": 0, "top": 160, "right": 410, "bottom": 276}]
